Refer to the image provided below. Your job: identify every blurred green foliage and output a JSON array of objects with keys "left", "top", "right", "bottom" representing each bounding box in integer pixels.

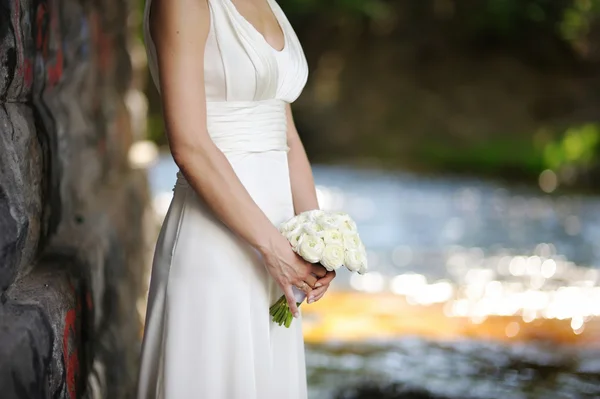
[
  {"left": 543, "top": 124, "right": 600, "bottom": 170},
  {"left": 560, "top": 0, "right": 600, "bottom": 42},
  {"left": 417, "top": 123, "right": 600, "bottom": 179},
  {"left": 419, "top": 138, "right": 546, "bottom": 176}
]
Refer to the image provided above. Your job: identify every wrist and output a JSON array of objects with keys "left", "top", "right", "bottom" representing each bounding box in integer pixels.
[{"left": 254, "top": 228, "right": 286, "bottom": 259}]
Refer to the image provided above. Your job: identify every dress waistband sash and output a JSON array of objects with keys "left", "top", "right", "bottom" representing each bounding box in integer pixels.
[
  {"left": 206, "top": 99, "right": 288, "bottom": 155},
  {"left": 175, "top": 99, "right": 288, "bottom": 189}
]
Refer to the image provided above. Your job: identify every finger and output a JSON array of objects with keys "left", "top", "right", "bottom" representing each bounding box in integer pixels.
[
  {"left": 283, "top": 285, "right": 300, "bottom": 318},
  {"left": 310, "top": 264, "right": 327, "bottom": 278},
  {"left": 303, "top": 273, "right": 318, "bottom": 288},
  {"left": 312, "top": 291, "right": 326, "bottom": 303},
  {"left": 307, "top": 285, "right": 328, "bottom": 303},
  {"left": 294, "top": 280, "right": 313, "bottom": 295},
  {"left": 315, "top": 270, "right": 336, "bottom": 287}
]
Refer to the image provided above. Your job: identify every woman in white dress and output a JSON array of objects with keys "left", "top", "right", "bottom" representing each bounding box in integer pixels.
[{"left": 137, "top": 0, "right": 336, "bottom": 398}]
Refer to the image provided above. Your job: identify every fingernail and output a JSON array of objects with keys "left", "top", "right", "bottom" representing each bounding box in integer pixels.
[
  {"left": 308, "top": 297, "right": 314, "bottom": 304},
  {"left": 315, "top": 283, "right": 322, "bottom": 288},
  {"left": 294, "top": 312, "right": 299, "bottom": 318}
]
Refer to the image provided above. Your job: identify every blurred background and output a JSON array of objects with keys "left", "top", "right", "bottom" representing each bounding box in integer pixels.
[
  {"left": 2, "top": 0, "right": 600, "bottom": 398},
  {"left": 132, "top": 1, "right": 600, "bottom": 398}
]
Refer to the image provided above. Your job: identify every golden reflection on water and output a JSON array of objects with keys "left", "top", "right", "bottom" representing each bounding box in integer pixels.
[{"left": 301, "top": 291, "right": 600, "bottom": 346}]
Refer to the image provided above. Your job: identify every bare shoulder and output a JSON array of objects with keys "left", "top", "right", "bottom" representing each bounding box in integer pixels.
[{"left": 149, "top": 0, "right": 210, "bottom": 50}]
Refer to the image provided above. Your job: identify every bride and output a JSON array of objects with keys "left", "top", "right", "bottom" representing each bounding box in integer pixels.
[{"left": 137, "top": 0, "right": 336, "bottom": 397}]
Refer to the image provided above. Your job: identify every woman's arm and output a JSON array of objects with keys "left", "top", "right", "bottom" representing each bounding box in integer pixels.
[
  {"left": 285, "top": 104, "right": 336, "bottom": 302},
  {"left": 150, "top": 0, "right": 322, "bottom": 316},
  {"left": 285, "top": 104, "right": 319, "bottom": 214}
]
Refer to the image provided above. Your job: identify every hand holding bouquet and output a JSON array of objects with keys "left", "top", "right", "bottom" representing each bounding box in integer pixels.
[{"left": 269, "top": 210, "right": 368, "bottom": 327}]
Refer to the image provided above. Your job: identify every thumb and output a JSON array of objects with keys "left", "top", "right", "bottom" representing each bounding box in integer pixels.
[{"left": 283, "top": 285, "right": 299, "bottom": 318}]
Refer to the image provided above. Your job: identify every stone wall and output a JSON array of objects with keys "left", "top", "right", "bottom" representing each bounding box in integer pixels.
[{"left": 0, "top": 1, "right": 149, "bottom": 398}]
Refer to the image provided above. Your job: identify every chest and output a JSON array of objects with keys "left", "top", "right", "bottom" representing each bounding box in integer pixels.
[
  {"left": 203, "top": 0, "right": 308, "bottom": 103},
  {"left": 228, "top": 0, "right": 286, "bottom": 52}
]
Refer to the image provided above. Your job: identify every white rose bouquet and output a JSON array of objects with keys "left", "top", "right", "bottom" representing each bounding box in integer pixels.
[{"left": 269, "top": 210, "right": 368, "bottom": 327}]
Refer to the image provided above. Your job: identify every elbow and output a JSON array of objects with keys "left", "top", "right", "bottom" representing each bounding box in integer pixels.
[
  {"left": 170, "top": 130, "right": 219, "bottom": 173},
  {"left": 170, "top": 140, "right": 208, "bottom": 171},
  {"left": 171, "top": 143, "right": 190, "bottom": 168}
]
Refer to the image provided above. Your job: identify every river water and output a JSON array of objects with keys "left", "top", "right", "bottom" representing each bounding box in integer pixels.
[{"left": 147, "top": 154, "right": 600, "bottom": 399}]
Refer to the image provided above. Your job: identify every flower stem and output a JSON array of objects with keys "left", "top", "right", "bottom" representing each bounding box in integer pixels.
[
  {"left": 271, "top": 298, "right": 288, "bottom": 325},
  {"left": 274, "top": 304, "right": 286, "bottom": 322},
  {"left": 269, "top": 296, "right": 286, "bottom": 312},
  {"left": 269, "top": 295, "right": 302, "bottom": 328}
]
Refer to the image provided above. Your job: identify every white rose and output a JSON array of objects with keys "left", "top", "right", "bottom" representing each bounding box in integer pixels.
[
  {"left": 358, "top": 257, "right": 368, "bottom": 274},
  {"left": 298, "top": 235, "right": 325, "bottom": 263},
  {"left": 287, "top": 231, "right": 305, "bottom": 251},
  {"left": 279, "top": 217, "right": 299, "bottom": 234},
  {"left": 342, "top": 232, "right": 362, "bottom": 251},
  {"left": 321, "top": 244, "right": 345, "bottom": 271},
  {"left": 357, "top": 245, "right": 368, "bottom": 274},
  {"left": 335, "top": 212, "right": 358, "bottom": 233},
  {"left": 295, "top": 212, "right": 310, "bottom": 225},
  {"left": 306, "top": 209, "right": 325, "bottom": 221},
  {"left": 359, "top": 242, "right": 367, "bottom": 257},
  {"left": 317, "top": 213, "right": 341, "bottom": 230},
  {"left": 322, "top": 229, "right": 343, "bottom": 245},
  {"left": 344, "top": 250, "right": 365, "bottom": 272},
  {"left": 296, "top": 209, "right": 322, "bottom": 224},
  {"left": 302, "top": 222, "right": 325, "bottom": 237}
]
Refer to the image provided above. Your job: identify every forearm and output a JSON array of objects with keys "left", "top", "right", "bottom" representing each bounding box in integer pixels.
[
  {"left": 285, "top": 104, "right": 318, "bottom": 214},
  {"left": 174, "top": 142, "right": 282, "bottom": 253},
  {"left": 287, "top": 130, "right": 319, "bottom": 214}
]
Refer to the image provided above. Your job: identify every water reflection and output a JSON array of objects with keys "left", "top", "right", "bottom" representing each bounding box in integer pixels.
[{"left": 307, "top": 339, "right": 600, "bottom": 399}]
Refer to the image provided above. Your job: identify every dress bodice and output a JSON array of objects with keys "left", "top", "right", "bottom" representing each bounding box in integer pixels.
[{"left": 143, "top": 0, "right": 308, "bottom": 104}]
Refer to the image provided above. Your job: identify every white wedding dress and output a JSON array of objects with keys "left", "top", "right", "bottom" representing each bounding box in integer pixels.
[{"left": 137, "top": 0, "right": 309, "bottom": 398}]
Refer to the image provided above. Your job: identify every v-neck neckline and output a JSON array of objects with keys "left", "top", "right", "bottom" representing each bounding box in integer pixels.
[{"left": 225, "top": 0, "right": 287, "bottom": 53}]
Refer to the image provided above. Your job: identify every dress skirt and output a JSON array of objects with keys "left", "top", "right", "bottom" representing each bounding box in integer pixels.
[{"left": 137, "top": 150, "right": 308, "bottom": 399}]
